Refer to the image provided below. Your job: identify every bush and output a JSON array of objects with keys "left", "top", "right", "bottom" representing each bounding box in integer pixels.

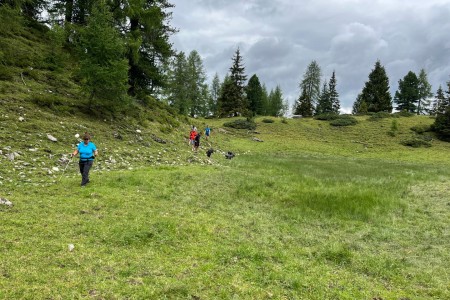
[
  {"left": 314, "top": 113, "right": 340, "bottom": 121},
  {"left": 329, "top": 115, "right": 358, "bottom": 127},
  {"left": 281, "top": 117, "right": 288, "bottom": 124},
  {"left": 223, "top": 119, "right": 256, "bottom": 130},
  {"left": 368, "top": 111, "right": 392, "bottom": 121},
  {"left": 401, "top": 137, "right": 432, "bottom": 148},
  {"left": 262, "top": 118, "right": 274, "bottom": 123},
  {"left": 394, "top": 110, "right": 415, "bottom": 117},
  {"left": 433, "top": 107, "right": 450, "bottom": 142},
  {"left": 410, "top": 125, "right": 431, "bottom": 134}
]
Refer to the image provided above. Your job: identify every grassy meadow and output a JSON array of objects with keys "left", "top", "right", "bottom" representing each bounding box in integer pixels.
[{"left": 1, "top": 111, "right": 450, "bottom": 299}]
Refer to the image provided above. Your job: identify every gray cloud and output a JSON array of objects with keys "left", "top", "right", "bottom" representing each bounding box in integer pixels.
[{"left": 170, "top": 0, "right": 450, "bottom": 112}]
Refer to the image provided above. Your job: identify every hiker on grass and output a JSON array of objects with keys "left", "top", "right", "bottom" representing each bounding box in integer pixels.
[
  {"left": 205, "top": 125, "right": 211, "bottom": 141},
  {"left": 71, "top": 133, "right": 98, "bottom": 187},
  {"left": 194, "top": 132, "right": 201, "bottom": 152},
  {"left": 189, "top": 126, "right": 197, "bottom": 150}
]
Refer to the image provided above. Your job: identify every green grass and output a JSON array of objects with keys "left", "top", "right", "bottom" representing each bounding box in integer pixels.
[{"left": 1, "top": 149, "right": 449, "bottom": 299}]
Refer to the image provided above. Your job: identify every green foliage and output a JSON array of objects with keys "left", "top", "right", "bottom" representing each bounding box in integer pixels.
[
  {"left": 77, "top": 1, "right": 129, "bottom": 112},
  {"left": 410, "top": 124, "right": 431, "bottom": 134},
  {"left": 394, "top": 110, "right": 415, "bottom": 117},
  {"left": 368, "top": 111, "right": 393, "bottom": 121},
  {"left": 294, "top": 60, "right": 321, "bottom": 116},
  {"left": 388, "top": 119, "right": 399, "bottom": 136},
  {"left": 329, "top": 115, "right": 358, "bottom": 126},
  {"left": 30, "top": 93, "right": 64, "bottom": 108},
  {"left": 223, "top": 118, "right": 256, "bottom": 130},
  {"left": 267, "top": 85, "right": 284, "bottom": 117},
  {"left": 359, "top": 60, "right": 392, "bottom": 113},
  {"left": 314, "top": 113, "right": 339, "bottom": 120},
  {"left": 433, "top": 106, "right": 450, "bottom": 141},
  {"left": 394, "top": 71, "right": 419, "bottom": 113},
  {"left": 246, "top": 74, "right": 264, "bottom": 116},
  {"left": 262, "top": 118, "right": 275, "bottom": 123},
  {"left": 401, "top": 136, "right": 432, "bottom": 148},
  {"left": 281, "top": 117, "right": 288, "bottom": 124}
]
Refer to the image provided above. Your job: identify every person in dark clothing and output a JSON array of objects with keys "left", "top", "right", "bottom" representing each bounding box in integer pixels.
[
  {"left": 71, "top": 133, "right": 98, "bottom": 187},
  {"left": 194, "top": 132, "right": 201, "bottom": 152}
]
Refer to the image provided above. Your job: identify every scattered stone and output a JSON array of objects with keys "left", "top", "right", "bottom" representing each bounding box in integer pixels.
[
  {"left": 28, "top": 148, "right": 38, "bottom": 152},
  {"left": 52, "top": 167, "right": 60, "bottom": 172},
  {"left": 7, "top": 153, "right": 15, "bottom": 161},
  {"left": 18, "top": 117, "right": 25, "bottom": 122},
  {"left": 152, "top": 134, "right": 166, "bottom": 144},
  {"left": 68, "top": 244, "right": 75, "bottom": 252},
  {"left": 75, "top": 133, "right": 80, "bottom": 138},
  {"left": 0, "top": 198, "right": 13, "bottom": 207},
  {"left": 47, "top": 134, "right": 57, "bottom": 142},
  {"left": 136, "top": 129, "right": 141, "bottom": 133},
  {"left": 252, "top": 137, "right": 264, "bottom": 142}
]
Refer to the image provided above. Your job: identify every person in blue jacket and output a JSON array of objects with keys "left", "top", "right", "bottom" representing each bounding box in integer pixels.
[{"left": 71, "top": 132, "right": 98, "bottom": 187}]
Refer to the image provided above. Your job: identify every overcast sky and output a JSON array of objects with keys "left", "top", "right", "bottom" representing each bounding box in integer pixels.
[{"left": 169, "top": 0, "right": 450, "bottom": 113}]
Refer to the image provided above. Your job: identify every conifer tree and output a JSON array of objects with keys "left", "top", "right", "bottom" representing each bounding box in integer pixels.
[
  {"left": 295, "top": 60, "right": 322, "bottom": 116},
  {"left": 167, "top": 51, "right": 189, "bottom": 115},
  {"left": 360, "top": 60, "right": 392, "bottom": 112},
  {"left": 329, "top": 71, "right": 340, "bottom": 114},
  {"left": 217, "top": 48, "right": 248, "bottom": 116},
  {"left": 352, "top": 93, "right": 368, "bottom": 114},
  {"left": 209, "top": 73, "right": 220, "bottom": 116},
  {"left": 77, "top": 1, "right": 129, "bottom": 111},
  {"left": 267, "top": 85, "right": 284, "bottom": 117},
  {"left": 293, "top": 86, "right": 314, "bottom": 117},
  {"left": 432, "top": 85, "right": 446, "bottom": 115},
  {"left": 246, "top": 74, "right": 263, "bottom": 116},
  {"left": 261, "top": 84, "right": 269, "bottom": 115},
  {"left": 186, "top": 50, "right": 209, "bottom": 117},
  {"left": 316, "top": 80, "right": 330, "bottom": 115},
  {"left": 433, "top": 81, "right": 450, "bottom": 141},
  {"left": 417, "top": 69, "right": 433, "bottom": 115},
  {"left": 394, "top": 71, "right": 419, "bottom": 113}
]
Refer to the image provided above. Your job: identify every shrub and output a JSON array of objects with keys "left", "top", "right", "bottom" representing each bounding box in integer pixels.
[
  {"left": 223, "top": 119, "right": 256, "bottom": 130},
  {"left": 314, "top": 113, "right": 340, "bottom": 121},
  {"left": 410, "top": 125, "right": 431, "bottom": 134},
  {"left": 368, "top": 111, "right": 392, "bottom": 121},
  {"left": 329, "top": 115, "right": 358, "bottom": 127},
  {"left": 394, "top": 110, "right": 415, "bottom": 117},
  {"left": 401, "top": 137, "right": 432, "bottom": 148},
  {"left": 262, "top": 118, "right": 274, "bottom": 123},
  {"left": 433, "top": 107, "right": 450, "bottom": 142},
  {"left": 281, "top": 117, "right": 288, "bottom": 124},
  {"left": 388, "top": 119, "right": 399, "bottom": 137}
]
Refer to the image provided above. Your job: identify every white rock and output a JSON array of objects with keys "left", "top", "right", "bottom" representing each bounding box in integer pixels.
[
  {"left": 0, "top": 198, "right": 13, "bottom": 207},
  {"left": 47, "top": 134, "right": 57, "bottom": 142},
  {"left": 75, "top": 133, "right": 80, "bottom": 138},
  {"left": 68, "top": 244, "right": 75, "bottom": 252},
  {"left": 18, "top": 117, "right": 25, "bottom": 122},
  {"left": 52, "top": 167, "right": 59, "bottom": 172},
  {"left": 136, "top": 129, "right": 142, "bottom": 133}
]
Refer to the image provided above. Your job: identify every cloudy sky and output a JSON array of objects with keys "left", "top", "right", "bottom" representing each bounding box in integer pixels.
[{"left": 169, "top": 0, "right": 450, "bottom": 113}]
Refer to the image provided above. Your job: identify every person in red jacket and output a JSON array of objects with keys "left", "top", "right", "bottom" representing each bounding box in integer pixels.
[{"left": 189, "top": 126, "right": 197, "bottom": 151}]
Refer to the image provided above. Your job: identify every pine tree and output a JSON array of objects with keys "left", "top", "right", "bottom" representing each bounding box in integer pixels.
[
  {"left": 294, "top": 86, "right": 314, "bottom": 117},
  {"left": 298, "top": 60, "right": 321, "bottom": 114},
  {"left": 209, "top": 73, "right": 220, "bottom": 116},
  {"left": 77, "top": 1, "right": 129, "bottom": 112},
  {"left": 246, "top": 74, "right": 263, "bottom": 116},
  {"left": 316, "top": 80, "right": 330, "bottom": 115},
  {"left": 352, "top": 93, "right": 368, "bottom": 114},
  {"left": 360, "top": 60, "right": 392, "bottom": 112},
  {"left": 394, "top": 71, "right": 419, "bottom": 113},
  {"left": 433, "top": 81, "right": 450, "bottom": 141},
  {"left": 432, "top": 85, "right": 446, "bottom": 115},
  {"left": 267, "top": 85, "right": 284, "bottom": 117},
  {"left": 217, "top": 48, "right": 248, "bottom": 117},
  {"left": 186, "top": 50, "right": 209, "bottom": 117},
  {"left": 167, "top": 51, "right": 189, "bottom": 115},
  {"left": 111, "top": 0, "right": 176, "bottom": 97},
  {"left": 261, "top": 84, "right": 269, "bottom": 116},
  {"left": 417, "top": 69, "right": 433, "bottom": 115},
  {"left": 329, "top": 71, "right": 340, "bottom": 114}
]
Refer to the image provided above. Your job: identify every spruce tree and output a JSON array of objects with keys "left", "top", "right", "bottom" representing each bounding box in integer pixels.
[
  {"left": 417, "top": 69, "right": 433, "bottom": 115},
  {"left": 329, "top": 71, "right": 340, "bottom": 114},
  {"left": 77, "top": 1, "right": 129, "bottom": 112},
  {"left": 432, "top": 85, "right": 446, "bottom": 115},
  {"left": 316, "top": 80, "right": 330, "bottom": 115},
  {"left": 352, "top": 93, "right": 368, "bottom": 114},
  {"left": 298, "top": 60, "right": 321, "bottom": 114},
  {"left": 360, "top": 60, "right": 392, "bottom": 112},
  {"left": 167, "top": 51, "right": 189, "bottom": 115},
  {"left": 217, "top": 48, "right": 248, "bottom": 117},
  {"left": 294, "top": 86, "right": 314, "bottom": 117},
  {"left": 433, "top": 82, "right": 450, "bottom": 141},
  {"left": 186, "top": 50, "right": 209, "bottom": 117},
  {"left": 261, "top": 84, "right": 269, "bottom": 115},
  {"left": 394, "top": 71, "right": 419, "bottom": 113},
  {"left": 246, "top": 74, "right": 263, "bottom": 116},
  {"left": 267, "top": 85, "right": 284, "bottom": 117},
  {"left": 209, "top": 73, "right": 221, "bottom": 116}
]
